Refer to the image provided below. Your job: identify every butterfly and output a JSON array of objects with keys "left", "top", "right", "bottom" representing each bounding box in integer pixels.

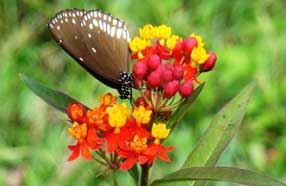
[{"left": 48, "top": 9, "right": 133, "bottom": 99}]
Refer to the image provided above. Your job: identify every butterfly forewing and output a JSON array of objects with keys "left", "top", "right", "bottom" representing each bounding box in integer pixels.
[
  {"left": 48, "top": 9, "right": 131, "bottom": 89},
  {"left": 80, "top": 10, "right": 130, "bottom": 82}
]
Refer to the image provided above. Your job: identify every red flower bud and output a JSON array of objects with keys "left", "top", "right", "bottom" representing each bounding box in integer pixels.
[
  {"left": 183, "top": 37, "right": 197, "bottom": 54},
  {"left": 67, "top": 103, "right": 86, "bottom": 123},
  {"left": 133, "top": 61, "right": 148, "bottom": 79},
  {"left": 179, "top": 80, "right": 194, "bottom": 98},
  {"left": 163, "top": 80, "right": 179, "bottom": 98},
  {"left": 146, "top": 71, "right": 162, "bottom": 88},
  {"left": 200, "top": 51, "right": 217, "bottom": 72},
  {"left": 163, "top": 68, "right": 173, "bottom": 82},
  {"left": 173, "top": 65, "right": 184, "bottom": 80},
  {"left": 147, "top": 54, "right": 161, "bottom": 70},
  {"left": 172, "top": 40, "right": 183, "bottom": 58}
]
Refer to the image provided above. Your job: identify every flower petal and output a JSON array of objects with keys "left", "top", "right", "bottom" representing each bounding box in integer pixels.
[{"left": 120, "top": 157, "right": 137, "bottom": 170}]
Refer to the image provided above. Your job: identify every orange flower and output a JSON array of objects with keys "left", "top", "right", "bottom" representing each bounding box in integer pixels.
[
  {"left": 68, "top": 122, "right": 104, "bottom": 161},
  {"left": 99, "top": 92, "right": 117, "bottom": 108},
  {"left": 86, "top": 107, "right": 111, "bottom": 131}
]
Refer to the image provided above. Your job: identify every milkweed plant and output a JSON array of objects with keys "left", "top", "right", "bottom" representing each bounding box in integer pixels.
[{"left": 20, "top": 15, "right": 285, "bottom": 186}]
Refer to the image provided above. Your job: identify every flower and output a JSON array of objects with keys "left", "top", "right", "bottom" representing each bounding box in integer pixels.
[
  {"left": 155, "top": 24, "right": 171, "bottom": 40},
  {"left": 106, "top": 103, "right": 130, "bottom": 134},
  {"left": 117, "top": 134, "right": 151, "bottom": 170},
  {"left": 99, "top": 92, "right": 117, "bottom": 108},
  {"left": 139, "top": 24, "right": 156, "bottom": 40},
  {"left": 68, "top": 122, "right": 104, "bottom": 161},
  {"left": 191, "top": 46, "right": 209, "bottom": 67},
  {"left": 129, "top": 36, "right": 149, "bottom": 54},
  {"left": 132, "top": 105, "right": 152, "bottom": 126},
  {"left": 190, "top": 33, "right": 205, "bottom": 48},
  {"left": 166, "top": 35, "right": 180, "bottom": 50},
  {"left": 151, "top": 122, "right": 170, "bottom": 144},
  {"left": 67, "top": 103, "right": 86, "bottom": 123}
]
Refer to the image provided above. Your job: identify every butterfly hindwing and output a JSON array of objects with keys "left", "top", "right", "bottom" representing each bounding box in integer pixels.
[{"left": 48, "top": 9, "right": 131, "bottom": 89}]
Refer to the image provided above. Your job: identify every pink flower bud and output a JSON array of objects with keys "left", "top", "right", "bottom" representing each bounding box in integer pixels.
[
  {"left": 163, "top": 68, "right": 173, "bottom": 82},
  {"left": 147, "top": 54, "right": 161, "bottom": 70},
  {"left": 146, "top": 71, "right": 162, "bottom": 88},
  {"left": 133, "top": 61, "right": 147, "bottom": 79},
  {"left": 173, "top": 66, "right": 184, "bottom": 80},
  {"left": 183, "top": 37, "right": 197, "bottom": 54},
  {"left": 179, "top": 80, "right": 194, "bottom": 98},
  {"left": 163, "top": 80, "right": 179, "bottom": 98},
  {"left": 200, "top": 51, "right": 217, "bottom": 72}
]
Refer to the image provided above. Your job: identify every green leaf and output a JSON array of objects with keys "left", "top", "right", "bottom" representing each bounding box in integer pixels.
[
  {"left": 128, "top": 164, "right": 139, "bottom": 186},
  {"left": 151, "top": 167, "right": 286, "bottom": 186},
  {"left": 19, "top": 73, "right": 89, "bottom": 113},
  {"left": 182, "top": 81, "right": 256, "bottom": 186},
  {"left": 168, "top": 83, "right": 205, "bottom": 130},
  {"left": 183, "top": 81, "right": 255, "bottom": 166}
]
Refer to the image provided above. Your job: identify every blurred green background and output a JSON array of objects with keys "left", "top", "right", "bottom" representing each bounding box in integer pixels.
[{"left": 0, "top": 0, "right": 285, "bottom": 185}]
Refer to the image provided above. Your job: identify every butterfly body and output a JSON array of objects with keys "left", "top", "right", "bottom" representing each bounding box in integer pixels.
[{"left": 48, "top": 9, "right": 133, "bottom": 99}]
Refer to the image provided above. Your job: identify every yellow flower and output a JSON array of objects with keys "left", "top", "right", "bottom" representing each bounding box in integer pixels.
[
  {"left": 190, "top": 33, "right": 205, "bottom": 48},
  {"left": 166, "top": 35, "right": 180, "bottom": 49},
  {"left": 68, "top": 122, "right": 87, "bottom": 141},
  {"left": 155, "top": 24, "right": 171, "bottom": 39},
  {"left": 132, "top": 105, "right": 152, "bottom": 126},
  {"left": 129, "top": 36, "right": 148, "bottom": 53},
  {"left": 151, "top": 122, "right": 170, "bottom": 144},
  {"left": 191, "top": 47, "right": 209, "bottom": 67},
  {"left": 139, "top": 24, "right": 156, "bottom": 40},
  {"left": 106, "top": 103, "right": 130, "bottom": 133}
]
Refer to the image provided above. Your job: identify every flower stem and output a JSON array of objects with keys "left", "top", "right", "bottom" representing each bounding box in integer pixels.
[
  {"left": 112, "top": 170, "right": 118, "bottom": 186},
  {"left": 140, "top": 164, "right": 151, "bottom": 186}
]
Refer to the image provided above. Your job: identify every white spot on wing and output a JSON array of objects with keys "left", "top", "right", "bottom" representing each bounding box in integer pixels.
[
  {"left": 110, "top": 26, "right": 116, "bottom": 37},
  {"left": 122, "top": 30, "right": 126, "bottom": 39},
  {"left": 57, "top": 26, "right": 60, "bottom": 30},
  {"left": 79, "top": 57, "right": 83, "bottom": 62},
  {"left": 93, "top": 19, "right": 98, "bottom": 27},
  {"left": 112, "top": 19, "right": 117, "bottom": 25},
  {"left": 116, "top": 28, "right": 122, "bottom": 39},
  {"left": 88, "top": 33, "right": 92, "bottom": 38},
  {"left": 89, "top": 23, "right": 93, "bottom": 30},
  {"left": 103, "top": 14, "right": 107, "bottom": 20},
  {"left": 103, "top": 22, "right": 106, "bottom": 32},
  {"left": 107, "top": 24, "right": 111, "bottom": 34},
  {"left": 118, "top": 21, "right": 123, "bottom": 27},
  {"left": 99, "top": 20, "right": 103, "bottom": 30},
  {"left": 91, "top": 47, "right": 96, "bottom": 53}
]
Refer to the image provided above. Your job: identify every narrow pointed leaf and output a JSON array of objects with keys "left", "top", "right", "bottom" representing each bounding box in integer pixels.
[
  {"left": 151, "top": 167, "right": 286, "bottom": 186},
  {"left": 181, "top": 81, "right": 256, "bottom": 186},
  {"left": 19, "top": 73, "right": 89, "bottom": 113},
  {"left": 168, "top": 82, "right": 205, "bottom": 130},
  {"left": 128, "top": 164, "right": 139, "bottom": 186}
]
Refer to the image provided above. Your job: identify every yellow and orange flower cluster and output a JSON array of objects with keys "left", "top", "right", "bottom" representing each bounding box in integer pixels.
[{"left": 66, "top": 93, "right": 173, "bottom": 170}]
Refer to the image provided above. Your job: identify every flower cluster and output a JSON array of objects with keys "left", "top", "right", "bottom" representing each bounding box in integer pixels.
[
  {"left": 129, "top": 24, "right": 217, "bottom": 113},
  {"left": 64, "top": 24, "right": 216, "bottom": 173},
  {"left": 66, "top": 93, "right": 173, "bottom": 170}
]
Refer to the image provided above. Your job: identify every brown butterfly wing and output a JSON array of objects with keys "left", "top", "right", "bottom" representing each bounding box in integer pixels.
[{"left": 48, "top": 9, "right": 131, "bottom": 89}]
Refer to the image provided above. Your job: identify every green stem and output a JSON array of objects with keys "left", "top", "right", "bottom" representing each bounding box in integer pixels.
[
  {"left": 140, "top": 164, "right": 151, "bottom": 186},
  {"left": 113, "top": 170, "right": 118, "bottom": 186}
]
